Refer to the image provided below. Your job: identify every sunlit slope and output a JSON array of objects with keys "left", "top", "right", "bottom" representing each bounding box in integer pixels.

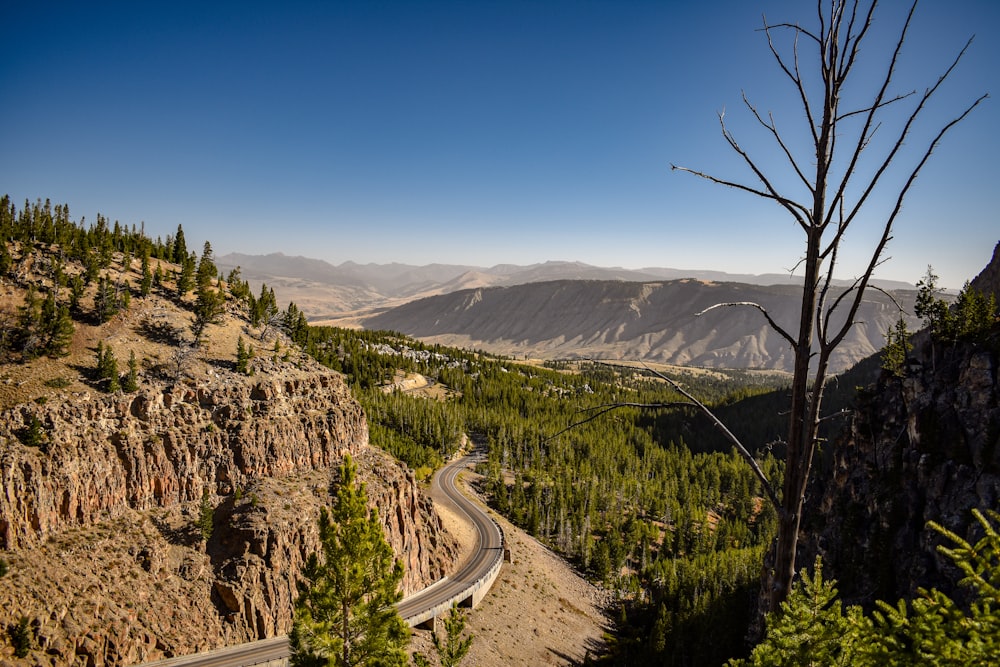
[{"left": 364, "top": 279, "right": 918, "bottom": 373}]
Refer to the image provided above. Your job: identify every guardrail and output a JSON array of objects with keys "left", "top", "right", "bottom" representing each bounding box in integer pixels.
[{"left": 403, "top": 518, "right": 505, "bottom": 628}]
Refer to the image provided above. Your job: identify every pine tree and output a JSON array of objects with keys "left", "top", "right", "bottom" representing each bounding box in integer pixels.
[
  {"left": 176, "top": 252, "right": 196, "bottom": 296},
  {"left": 290, "top": 455, "right": 409, "bottom": 667},
  {"left": 16, "top": 286, "right": 43, "bottom": 358},
  {"left": 191, "top": 280, "right": 225, "bottom": 346},
  {"left": 172, "top": 224, "right": 187, "bottom": 264},
  {"left": 236, "top": 336, "right": 253, "bottom": 375},
  {"left": 96, "top": 342, "right": 120, "bottom": 392},
  {"left": 123, "top": 350, "right": 139, "bottom": 392},
  {"left": 140, "top": 252, "right": 152, "bottom": 296},
  {"left": 880, "top": 315, "right": 911, "bottom": 378},
  {"left": 734, "top": 510, "right": 1000, "bottom": 666},
  {"left": 414, "top": 603, "right": 474, "bottom": 667},
  {"left": 95, "top": 275, "right": 117, "bottom": 323},
  {"left": 196, "top": 488, "right": 214, "bottom": 541},
  {"left": 196, "top": 241, "right": 217, "bottom": 288},
  {"left": 0, "top": 240, "right": 12, "bottom": 276}
]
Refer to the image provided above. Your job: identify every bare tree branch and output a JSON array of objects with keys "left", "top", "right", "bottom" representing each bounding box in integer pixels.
[
  {"left": 637, "top": 363, "right": 784, "bottom": 514},
  {"left": 545, "top": 400, "right": 696, "bottom": 442},
  {"left": 742, "top": 92, "right": 813, "bottom": 192},
  {"left": 697, "top": 301, "right": 797, "bottom": 348}
]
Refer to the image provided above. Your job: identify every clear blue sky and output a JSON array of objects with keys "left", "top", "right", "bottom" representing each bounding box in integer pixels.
[{"left": 2, "top": 0, "right": 997, "bottom": 289}]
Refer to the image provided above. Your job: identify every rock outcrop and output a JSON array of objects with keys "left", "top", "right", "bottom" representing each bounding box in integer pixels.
[
  {"left": 0, "top": 359, "right": 460, "bottom": 665},
  {"left": 799, "top": 250, "right": 1000, "bottom": 607},
  {"left": 0, "top": 362, "right": 365, "bottom": 550}
]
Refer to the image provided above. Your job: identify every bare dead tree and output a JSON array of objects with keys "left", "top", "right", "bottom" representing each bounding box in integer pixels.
[{"left": 670, "top": 0, "right": 986, "bottom": 612}]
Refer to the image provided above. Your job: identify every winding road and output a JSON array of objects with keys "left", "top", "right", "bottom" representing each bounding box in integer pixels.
[
  {"left": 137, "top": 451, "right": 503, "bottom": 667},
  {"left": 398, "top": 449, "right": 505, "bottom": 625}
]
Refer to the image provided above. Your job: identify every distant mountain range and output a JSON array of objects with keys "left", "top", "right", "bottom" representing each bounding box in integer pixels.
[
  {"left": 217, "top": 252, "right": 914, "bottom": 316},
  {"left": 217, "top": 252, "right": 920, "bottom": 373}
]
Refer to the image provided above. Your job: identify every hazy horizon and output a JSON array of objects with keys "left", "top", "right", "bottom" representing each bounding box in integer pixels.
[{"left": 3, "top": 0, "right": 997, "bottom": 290}]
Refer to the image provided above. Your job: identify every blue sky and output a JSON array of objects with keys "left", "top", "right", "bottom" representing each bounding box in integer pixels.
[{"left": 2, "top": 1, "right": 997, "bottom": 289}]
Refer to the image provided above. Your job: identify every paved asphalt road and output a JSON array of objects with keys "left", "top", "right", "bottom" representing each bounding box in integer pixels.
[{"left": 398, "top": 449, "right": 504, "bottom": 621}]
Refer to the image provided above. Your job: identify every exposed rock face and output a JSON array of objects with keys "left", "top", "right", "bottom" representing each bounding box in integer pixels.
[
  {"left": 0, "top": 365, "right": 366, "bottom": 550},
  {"left": 0, "top": 362, "right": 459, "bottom": 665},
  {"left": 800, "top": 330, "right": 1000, "bottom": 607},
  {"left": 971, "top": 241, "right": 1000, "bottom": 302},
  {"left": 203, "top": 446, "right": 457, "bottom": 646}
]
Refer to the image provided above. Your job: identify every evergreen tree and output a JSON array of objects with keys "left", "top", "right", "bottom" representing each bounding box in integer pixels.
[
  {"left": 172, "top": 224, "right": 187, "bottom": 264},
  {"left": 954, "top": 281, "right": 998, "bottom": 341},
  {"left": 0, "top": 240, "right": 12, "bottom": 276},
  {"left": 19, "top": 415, "right": 46, "bottom": 449},
  {"left": 95, "top": 275, "right": 117, "bottom": 323},
  {"left": 123, "top": 350, "right": 139, "bottom": 392},
  {"left": 69, "top": 275, "right": 84, "bottom": 313},
  {"left": 47, "top": 303, "right": 74, "bottom": 358},
  {"left": 880, "top": 315, "right": 911, "bottom": 378},
  {"left": 236, "top": 336, "right": 253, "bottom": 375},
  {"left": 413, "top": 603, "right": 474, "bottom": 667},
  {"left": 290, "top": 455, "right": 409, "bottom": 667},
  {"left": 196, "top": 488, "right": 214, "bottom": 541},
  {"left": 733, "top": 510, "right": 1000, "bottom": 667},
  {"left": 140, "top": 252, "right": 152, "bottom": 296},
  {"left": 191, "top": 280, "right": 225, "bottom": 346},
  {"left": 176, "top": 252, "right": 196, "bottom": 296},
  {"left": 16, "top": 285, "right": 43, "bottom": 358},
  {"left": 96, "top": 342, "right": 120, "bottom": 392},
  {"left": 196, "top": 240, "right": 217, "bottom": 288}
]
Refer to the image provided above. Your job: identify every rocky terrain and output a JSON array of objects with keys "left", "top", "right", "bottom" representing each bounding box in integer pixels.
[
  {"left": 800, "top": 243, "right": 1000, "bottom": 608},
  {"left": 0, "top": 241, "right": 459, "bottom": 664}
]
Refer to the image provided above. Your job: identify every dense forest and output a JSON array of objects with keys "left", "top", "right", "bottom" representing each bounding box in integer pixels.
[{"left": 285, "top": 318, "right": 792, "bottom": 664}]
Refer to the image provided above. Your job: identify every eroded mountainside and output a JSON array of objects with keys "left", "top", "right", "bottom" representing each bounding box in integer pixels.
[
  {"left": 0, "top": 227, "right": 458, "bottom": 665},
  {"left": 364, "top": 279, "right": 919, "bottom": 373}
]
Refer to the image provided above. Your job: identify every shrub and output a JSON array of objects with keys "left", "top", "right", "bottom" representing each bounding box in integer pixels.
[{"left": 9, "top": 617, "right": 32, "bottom": 658}]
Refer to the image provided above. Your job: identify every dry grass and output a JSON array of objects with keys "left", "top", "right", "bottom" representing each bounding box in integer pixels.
[{"left": 0, "top": 251, "right": 287, "bottom": 412}]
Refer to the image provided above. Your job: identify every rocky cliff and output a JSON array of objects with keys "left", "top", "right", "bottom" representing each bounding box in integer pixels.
[
  {"left": 1, "top": 361, "right": 365, "bottom": 550},
  {"left": 0, "top": 357, "right": 459, "bottom": 665},
  {"left": 799, "top": 253, "right": 1000, "bottom": 608}
]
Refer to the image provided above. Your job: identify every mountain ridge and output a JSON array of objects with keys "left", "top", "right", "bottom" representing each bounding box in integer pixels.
[
  {"left": 217, "top": 252, "right": 916, "bottom": 314},
  {"left": 362, "top": 278, "right": 919, "bottom": 373}
]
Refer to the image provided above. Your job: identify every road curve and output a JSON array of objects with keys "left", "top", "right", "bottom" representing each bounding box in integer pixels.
[
  {"left": 137, "top": 450, "right": 503, "bottom": 667},
  {"left": 398, "top": 449, "right": 504, "bottom": 624}
]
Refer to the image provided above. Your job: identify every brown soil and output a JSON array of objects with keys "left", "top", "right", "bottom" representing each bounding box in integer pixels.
[{"left": 411, "top": 469, "right": 611, "bottom": 666}]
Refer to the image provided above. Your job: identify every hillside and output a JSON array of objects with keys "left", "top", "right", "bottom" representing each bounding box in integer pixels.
[
  {"left": 216, "top": 252, "right": 916, "bottom": 327},
  {"left": 0, "top": 209, "right": 460, "bottom": 664},
  {"left": 363, "top": 279, "right": 919, "bottom": 373}
]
